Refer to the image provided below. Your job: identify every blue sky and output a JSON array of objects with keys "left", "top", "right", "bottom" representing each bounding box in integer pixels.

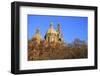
[{"left": 28, "top": 15, "right": 88, "bottom": 43}]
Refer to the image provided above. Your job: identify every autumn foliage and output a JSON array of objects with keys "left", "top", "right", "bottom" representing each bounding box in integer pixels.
[{"left": 28, "top": 38, "right": 87, "bottom": 61}]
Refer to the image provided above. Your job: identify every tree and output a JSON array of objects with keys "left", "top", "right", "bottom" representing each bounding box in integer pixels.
[{"left": 72, "top": 38, "right": 87, "bottom": 48}]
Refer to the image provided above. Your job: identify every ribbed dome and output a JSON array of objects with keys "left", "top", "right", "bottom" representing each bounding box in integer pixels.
[
  {"left": 47, "top": 22, "right": 57, "bottom": 35},
  {"left": 47, "top": 28, "right": 57, "bottom": 35}
]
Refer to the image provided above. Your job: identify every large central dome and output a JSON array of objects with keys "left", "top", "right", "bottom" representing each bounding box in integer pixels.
[
  {"left": 47, "top": 22, "right": 57, "bottom": 35},
  {"left": 45, "top": 22, "right": 58, "bottom": 43},
  {"left": 47, "top": 27, "right": 57, "bottom": 35}
]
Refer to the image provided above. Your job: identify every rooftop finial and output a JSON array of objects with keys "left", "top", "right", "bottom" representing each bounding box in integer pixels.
[{"left": 50, "top": 22, "right": 53, "bottom": 28}]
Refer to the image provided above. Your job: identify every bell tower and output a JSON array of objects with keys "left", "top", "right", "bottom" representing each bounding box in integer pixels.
[
  {"left": 57, "top": 22, "right": 63, "bottom": 42},
  {"left": 58, "top": 22, "right": 61, "bottom": 34}
]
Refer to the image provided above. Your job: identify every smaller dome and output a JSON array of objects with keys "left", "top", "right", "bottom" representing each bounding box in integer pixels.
[
  {"left": 34, "top": 34, "right": 41, "bottom": 40},
  {"left": 32, "top": 28, "right": 41, "bottom": 44}
]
